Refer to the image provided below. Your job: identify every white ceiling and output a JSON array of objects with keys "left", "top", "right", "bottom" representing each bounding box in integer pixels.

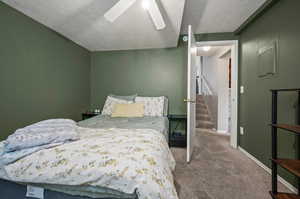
[
  {"left": 181, "top": 0, "right": 267, "bottom": 34},
  {"left": 3, "top": 0, "right": 267, "bottom": 51},
  {"left": 3, "top": 0, "right": 185, "bottom": 51}
]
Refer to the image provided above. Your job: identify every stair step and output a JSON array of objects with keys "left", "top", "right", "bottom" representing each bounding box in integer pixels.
[
  {"left": 196, "top": 108, "right": 207, "bottom": 111},
  {"left": 196, "top": 114, "right": 211, "bottom": 121},
  {"left": 196, "top": 109, "right": 209, "bottom": 114},
  {"left": 196, "top": 99, "right": 205, "bottom": 102},
  {"left": 269, "top": 191, "right": 300, "bottom": 199},
  {"left": 196, "top": 121, "right": 214, "bottom": 129},
  {"left": 196, "top": 104, "right": 205, "bottom": 107},
  {"left": 196, "top": 105, "right": 207, "bottom": 109},
  {"left": 196, "top": 113, "right": 210, "bottom": 117},
  {"left": 196, "top": 95, "right": 212, "bottom": 129},
  {"left": 271, "top": 159, "right": 300, "bottom": 177},
  {"left": 196, "top": 98, "right": 205, "bottom": 101},
  {"left": 197, "top": 120, "right": 213, "bottom": 125},
  {"left": 197, "top": 104, "right": 205, "bottom": 107}
]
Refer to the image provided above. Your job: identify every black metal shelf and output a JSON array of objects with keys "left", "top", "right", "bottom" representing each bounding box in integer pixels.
[
  {"left": 270, "top": 89, "right": 300, "bottom": 198},
  {"left": 271, "top": 159, "right": 300, "bottom": 178},
  {"left": 270, "top": 88, "right": 300, "bottom": 92},
  {"left": 269, "top": 191, "right": 300, "bottom": 199},
  {"left": 271, "top": 124, "right": 300, "bottom": 135}
]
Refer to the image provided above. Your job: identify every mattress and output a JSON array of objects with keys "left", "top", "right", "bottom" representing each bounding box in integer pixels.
[{"left": 0, "top": 116, "right": 172, "bottom": 199}]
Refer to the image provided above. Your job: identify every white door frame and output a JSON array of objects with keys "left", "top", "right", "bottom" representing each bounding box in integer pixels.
[{"left": 196, "top": 40, "right": 239, "bottom": 149}]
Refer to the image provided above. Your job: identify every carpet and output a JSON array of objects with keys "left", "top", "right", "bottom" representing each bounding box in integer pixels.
[{"left": 171, "top": 129, "right": 291, "bottom": 199}]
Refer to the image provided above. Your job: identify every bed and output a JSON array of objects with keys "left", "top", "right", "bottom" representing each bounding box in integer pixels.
[
  {"left": 0, "top": 96, "right": 177, "bottom": 199},
  {"left": 78, "top": 115, "right": 169, "bottom": 141}
]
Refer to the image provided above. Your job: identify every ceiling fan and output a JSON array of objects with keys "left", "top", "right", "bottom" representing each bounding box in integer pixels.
[{"left": 104, "top": 0, "right": 166, "bottom": 30}]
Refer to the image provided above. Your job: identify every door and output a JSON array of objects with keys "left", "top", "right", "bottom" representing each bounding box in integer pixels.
[
  {"left": 186, "top": 25, "right": 197, "bottom": 162},
  {"left": 230, "top": 44, "right": 238, "bottom": 148}
]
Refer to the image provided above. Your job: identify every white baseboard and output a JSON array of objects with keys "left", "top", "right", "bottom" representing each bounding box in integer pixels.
[
  {"left": 217, "top": 130, "right": 229, "bottom": 135},
  {"left": 238, "top": 147, "right": 298, "bottom": 193}
]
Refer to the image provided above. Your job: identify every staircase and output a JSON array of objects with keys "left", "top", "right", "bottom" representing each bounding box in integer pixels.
[{"left": 196, "top": 95, "right": 214, "bottom": 129}]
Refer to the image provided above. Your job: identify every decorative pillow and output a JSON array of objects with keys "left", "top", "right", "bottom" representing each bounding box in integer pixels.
[
  {"left": 111, "top": 103, "right": 144, "bottom": 118},
  {"left": 109, "top": 94, "right": 137, "bottom": 101},
  {"left": 101, "top": 96, "right": 132, "bottom": 115},
  {"left": 135, "top": 96, "right": 165, "bottom": 117}
]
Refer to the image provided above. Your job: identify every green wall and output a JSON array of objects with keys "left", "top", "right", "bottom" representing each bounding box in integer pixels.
[
  {"left": 90, "top": 33, "right": 238, "bottom": 115},
  {"left": 239, "top": 1, "right": 300, "bottom": 186},
  {"left": 91, "top": 43, "right": 187, "bottom": 114},
  {"left": 0, "top": 2, "right": 91, "bottom": 140}
]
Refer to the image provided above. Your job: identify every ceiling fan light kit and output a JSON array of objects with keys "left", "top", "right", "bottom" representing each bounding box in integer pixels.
[
  {"left": 142, "top": 0, "right": 150, "bottom": 10},
  {"left": 104, "top": 0, "right": 166, "bottom": 30}
]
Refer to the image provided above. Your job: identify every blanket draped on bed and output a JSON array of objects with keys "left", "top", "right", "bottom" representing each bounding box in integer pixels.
[
  {"left": 2, "top": 127, "right": 178, "bottom": 199},
  {"left": 1, "top": 119, "right": 79, "bottom": 165}
]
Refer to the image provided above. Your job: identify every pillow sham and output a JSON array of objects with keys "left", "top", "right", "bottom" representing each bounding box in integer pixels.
[
  {"left": 101, "top": 96, "right": 132, "bottom": 115},
  {"left": 135, "top": 96, "right": 165, "bottom": 117},
  {"left": 109, "top": 94, "right": 137, "bottom": 101},
  {"left": 111, "top": 103, "right": 144, "bottom": 118}
]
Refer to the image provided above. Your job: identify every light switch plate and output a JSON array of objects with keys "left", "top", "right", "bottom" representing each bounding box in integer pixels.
[
  {"left": 240, "top": 86, "right": 244, "bottom": 94},
  {"left": 240, "top": 127, "right": 244, "bottom": 135}
]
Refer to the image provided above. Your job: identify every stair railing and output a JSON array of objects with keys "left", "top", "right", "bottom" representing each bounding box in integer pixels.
[{"left": 200, "top": 75, "right": 214, "bottom": 96}]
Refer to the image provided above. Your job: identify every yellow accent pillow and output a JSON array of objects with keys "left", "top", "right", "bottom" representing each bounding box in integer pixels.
[{"left": 111, "top": 103, "right": 145, "bottom": 118}]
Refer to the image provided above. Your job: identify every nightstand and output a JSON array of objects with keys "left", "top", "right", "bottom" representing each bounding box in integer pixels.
[
  {"left": 82, "top": 112, "right": 99, "bottom": 120},
  {"left": 168, "top": 114, "right": 187, "bottom": 148}
]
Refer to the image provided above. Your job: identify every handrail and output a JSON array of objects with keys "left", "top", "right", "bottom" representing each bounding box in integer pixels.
[{"left": 201, "top": 75, "right": 214, "bottom": 96}]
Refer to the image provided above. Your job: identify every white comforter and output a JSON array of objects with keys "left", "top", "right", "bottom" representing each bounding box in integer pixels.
[
  {"left": 2, "top": 127, "right": 178, "bottom": 199},
  {"left": 4, "top": 119, "right": 78, "bottom": 152}
]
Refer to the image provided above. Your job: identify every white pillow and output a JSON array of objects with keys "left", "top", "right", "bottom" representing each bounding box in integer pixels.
[
  {"left": 135, "top": 96, "right": 165, "bottom": 117},
  {"left": 101, "top": 96, "right": 132, "bottom": 115}
]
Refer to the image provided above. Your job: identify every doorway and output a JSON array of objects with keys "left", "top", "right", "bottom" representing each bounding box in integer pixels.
[{"left": 195, "top": 40, "right": 239, "bottom": 149}]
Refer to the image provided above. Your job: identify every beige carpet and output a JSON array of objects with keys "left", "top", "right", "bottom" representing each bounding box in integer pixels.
[{"left": 171, "top": 129, "right": 291, "bottom": 199}]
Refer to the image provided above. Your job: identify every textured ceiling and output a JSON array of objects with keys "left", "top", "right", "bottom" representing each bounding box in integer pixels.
[
  {"left": 3, "top": 0, "right": 267, "bottom": 51},
  {"left": 3, "top": 0, "right": 185, "bottom": 51},
  {"left": 181, "top": 0, "right": 267, "bottom": 34}
]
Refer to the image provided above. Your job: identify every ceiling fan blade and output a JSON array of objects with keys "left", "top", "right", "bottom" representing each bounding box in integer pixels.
[
  {"left": 104, "top": 0, "right": 137, "bottom": 22},
  {"left": 147, "top": 0, "right": 166, "bottom": 30}
]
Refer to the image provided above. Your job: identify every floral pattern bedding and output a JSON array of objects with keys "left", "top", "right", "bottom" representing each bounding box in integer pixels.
[
  {"left": 135, "top": 97, "right": 165, "bottom": 117},
  {"left": 101, "top": 96, "right": 133, "bottom": 115},
  {"left": 3, "top": 127, "right": 178, "bottom": 199},
  {"left": 4, "top": 119, "right": 78, "bottom": 152}
]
